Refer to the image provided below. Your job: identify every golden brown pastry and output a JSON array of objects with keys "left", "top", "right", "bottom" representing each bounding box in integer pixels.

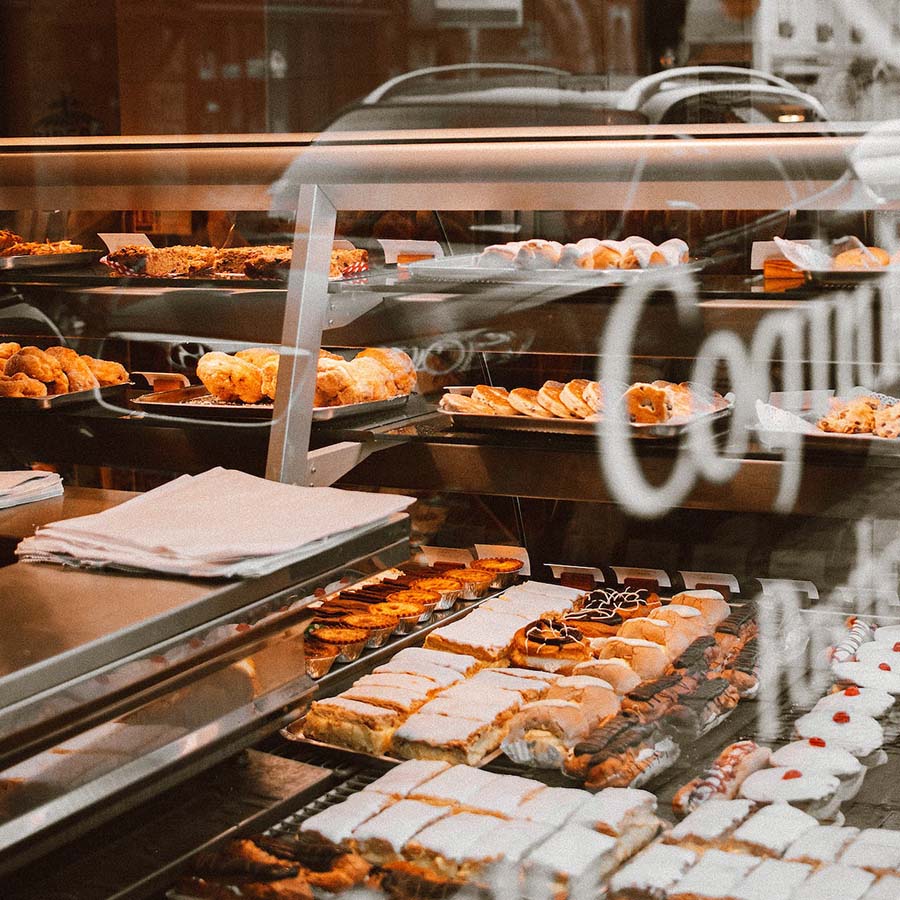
[
  {"left": 314, "top": 357, "right": 354, "bottom": 407},
  {"left": 79, "top": 355, "right": 129, "bottom": 387},
  {"left": 471, "top": 384, "right": 518, "bottom": 415},
  {"left": 583, "top": 380, "right": 604, "bottom": 412},
  {"left": 0, "top": 230, "right": 22, "bottom": 252},
  {"left": 0, "top": 372, "right": 48, "bottom": 398},
  {"left": 560, "top": 379, "right": 596, "bottom": 417},
  {"left": 260, "top": 356, "right": 278, "bottom": 401},
  {"left": 340, "top": 357, "right": 393, "bottom": 404},
  {"left": 508, "top": 387, "right": 554, "bottom": 418},
  {"left": 235, "top": 347, "right": 278, "bottom": 369},
  {"left": 4, "top": 347, "right": 68, "bottom": 394},
  {"left": 437, "top": 393, "right": 496, "bottom": 415},
  {"left": 0, "top": 342, "right": 21, "bottom": 363},
  {"left": 197, "top": 351, "right": 264, "bottom": 403},
  {"left": 107, "top": 244, "right": 215, "bottom": 276},
  {"left": 580, "top": 245, "right": 621, "bottom": 269},
  {"left": 833, "top": 247, "right": 890, "bottom": 269},
  {"left": 319, "top": 349, "right": 343, "bottom": 361},
  {"left": 44, "top": 347, "right": 100, "bottom": 393},
  {"left": 329, "top": 247, "right": 368, "bottom": 278},
  {"left": 874, "top": 404, "right": 900, "bottom": 439},
  {"left": 817, "top": 396, "right": 880, "bottom": 434},
  {"left": 537, "top": 380, "right": 575, "bottom": 418},
  {"left": 357, "top": 347, "right": 416, "bottom": 394},
  {"left": 624, "top": 383, "right": 670, "bottom": 424},
  {"left": 0, "top": 240, "right": 83, "bottom": 257}
]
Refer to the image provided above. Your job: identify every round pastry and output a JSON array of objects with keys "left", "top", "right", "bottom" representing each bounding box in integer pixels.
[
  {"left": 438, "top": 392, "right": 496, "bottom": 415},
  {"left": 770, "top": 738, "right": 864, "bottom": 801},
  {"left": 357, "top": 347, "right": 417, "bottom": 395},
  {"left": 580, "top": 243, "right": 622, "bottom": 270},
  {"left": 738, "top": 766, "right": 840, "bottom": 819},
  {"left": 385, "top": 589, "right": 440, "bottom": 612},
  {"left": 234, "top": 347, "right": 279, "bottom": 368},
  {"left": 573, "top": 659, "right": 642, "bottom": 695},
  {"left": 649, "top": 604, "right": 708, "bottom": 639},
  {"left": 832, "top": 247, "right": 890, "bottom": 269},
  {"left": 833, "top": 659, "right": 900, "bottom": 694},
  {"left": 563, "top": 608, "right": 623, "bottom": 638},
  {"left": 409, "top": 576, "right": 461, "bottom": 611},
  {"left": 0, "top": 341, "right": 21, "bottom": 362},
  {"left": 794, "top": 709, "right": 884, "bottom": 759},
  {"left": 304, "top": 639, "right": 339, "bottom": 678},
  {"left": 197, "top": 351, "right": 263, "bottom": 404},
  {"left": 0, "top": 372, "right": 48, "bottom": 398},
  {"left": 618, "top": 616, "right": 691, "bottom": 660},
  {"left": 44, "top": 346, "right": 100, "bottom": 392},
  {"left": 812, "top": 685, "right": 894, "bottom": 719},
  {"left": 79, "top": 355, "right": 129, "bottom": 387},
  {"left": 657, "top": 238, "right": 690, "bottom": 266},
  {"left": 536, "top": 381, "right": 576, "bottom": 418},
  {"left": 4, "top": 346, "right": 68, "bottom": 394},
  {"left": 510, "top": 617, "right": 592, "bottom": 674},
  {"left": 559, "top": 379, "right": 597, "bottom": 418},
  {"left": 874, "top": 624, "right": 900, "bottom": 646},
  {"left": 371, "top": 601, "right": 426, "bottom": 633},
  {"left": 670, "top": 590, "right": 731, "bottom": 627},
  {"left": 471, "top": 557, "right": 524, "bottom": 588},
  {"left": 583, "top": 381, "right": 604, "bottom": 413},
  {"left": 340, "top": 613, "right": 398, "bottom": 648},
  {"left": 857, "top": 640, "right": 900, "bottom": 668},
  {"left": 440, "top": 568, "right": 494, "bottom": 600},
  {"left": 308, "top": 625, "right": 368, "bottom": 662},
  {"left": 545, "top": 675, "right": 620, "bottom": 716},
  {"left": 615, "top": 588, "right": 661, "bottom": 620},
  {"left": 515, "top": 240, "right": 562, "bottom": 269},
  {"left": 508, "top": 387, "right": 554, "bottom": 418},
  {"left": 471, "top": 384, "right": 518, "bottom": 416}
]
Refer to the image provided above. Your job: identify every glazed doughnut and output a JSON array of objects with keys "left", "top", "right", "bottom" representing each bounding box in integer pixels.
[
  {"left": 833, "top": 247, "right": 890, "bottom": 269},
  {"left": 508, "top": 387, "right": 554, "bottom": 418},
  {"left": 472, "top": 384, "right": 518, "bottom": 416},
  {"left": 80, "top": 355, "right": 129, "bottom": 387},
  {"left": 559, "top": 379, "right": 596, "bottom": 418},
  {"left": 537, "top": 381, "right": 575, "bottom": 418},
  {"left": 5, "top": 347, "right": 68, "bottom": 394},
  {"left": 0, "top": 372, "right": 48, "bottom": 398}
]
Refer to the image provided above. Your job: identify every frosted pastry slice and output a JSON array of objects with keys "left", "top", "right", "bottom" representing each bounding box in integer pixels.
[
  {"left": 794, "top": 709, "right": 884, "bottom": 757},
  {"left": 833, "top": 660, "right": 900, "bottom": 694},
  {"left": 303, "top": 697, "right": 401, "bottom": 755},
  {"left": 732, "top": 859, "right": 811, "bottom": 900},
  {"left": 418, "top": 688, "right": 520, "bottom": 725},
  {"left": 840, "top": 833, "right": 900, "bottom": 874},
  {"left": 339, "top": 684, "right": 431, "bottom": 714},
  {"left": 667, "top": 848, "right": 759, "bottom": 900},
  {"left": 424, "top": 611, "right": 523, "bottom": 662},
  {"left": 463, "top": 773, "right": 544, "bottom": 817},
  {"left": 353, "top": 672, "right": 445, "bottom": 698},
  {"left": 403, "top": 811, "right": 501, "bottom": 876},
  {"left": 515, "top": 786, "right": 592, "bottom": 827},
  {"left": 392, "top": 714, "right": 504, "bottom": 766},
  {"left": 608, "top": 843, "right": 697, "bottom": 899},
  {"left": 386, "top": 646, "right": 479, "bottom": 675},
  {"left": 790, "top": 863, "right": 875, "bottom": 900},
  {"left": 492, "top": 666, "right": 559, "bottom": 683},
  {"left": 666, "top": 799, "right": 754, "bottom": 847},
  {"left": 862, "top": 875, "right": 900, "bottom": 899},
  {"left": 352, "top": 798, "right": 449, "bottom": 865},
  {"left": 571, "top": 787, "right": 657, "bottom": 837},
  {"left": 372, "top": 659, "right": 464, "bottom": 688},
  {"left": 771, "top": 740, "right": 863, "bottom": 779},
  {"left": 409, "top": 764, "right": 500, "bottom": 806},
  {"left": 300, "top": 791, "right": 393, "bottom": 847},
  {"left": 729, "top": 803, "right": 818, "bottom": 857},
  {"left": 738, "top": 767, "right": 840, "bottom": 817},
  {"left": 505, "top": 580, "right": 584, "bottom": 602},
  {"left": 524, "top": 824, "right": 618, "bottom": 898},
  {"left": 784, "top": 825, "right": 859, "bottom": 866},
  {"left": 362, "top": 760, "right": 451, "bottom": 798}
]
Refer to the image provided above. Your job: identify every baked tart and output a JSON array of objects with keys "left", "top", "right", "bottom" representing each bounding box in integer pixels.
[
  {"left": 308, "top": 625, "right": 368, "bottom": 662},
  {"left": 441, "top": 568, "right": 494, "bottom": 600},
  {"left": 372, "top": 600, "right": 426, "bottom": 634},
  {"left": 410, "top": 576, "right": 462, "bottom": 611},
  {"left": 303, "top": 639, "right": 339, "bottom": 679},
  {"left": 340, "top": 613, "right": 398, "bottom": 649},
  {"left": 471, "top": 557, "right": 525, "bottom": 588}
]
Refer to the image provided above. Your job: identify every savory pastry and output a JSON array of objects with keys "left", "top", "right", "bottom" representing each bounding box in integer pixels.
[
  {"left": 357, "top": 347, "right": 416, "bottom": 395},
  {"left": 536, "top": 380, "right": 576, "bottom": 418},
  {"left": 832, "top": 246, "right": 890, "bottom": 269},
  {"left": 559, "top": 379, "right": 597, "bottom": 417},
  {"left": 107, "top": 244, "right": 216, "bottom": 276},
  {"left": 0, "top": 230, "right": 22, "bottom": 252},
  {"left": 624, "top": 383, "right": 670, "bottom": 424},
  {"left": 510, "top": 617, "right": 592, "bottom": 674},
  {"left": 79, "top": 355, "right": 130, "bottom": 387},
  {"left": 818, "top": 396, "right": 880, "bottom": 434},
  {"left": 44, "top": 346, "right": 100, "bottom": 392},
  {"left": 471, "top": 384, "right": 518, "bottom": 416},
  {"left": 874, "top": 402, "right": 900, "bottom": 439},
  {"left": 0, "top": 342, "right": 21, "bottom": 362},
  {"left": 0, "top": 372, "right": 48, "bottom": 398},
  {"left": 508, "top": 387, "right": 554, "bottom": 418},
  {"left": 672, "top": 741, "right": 771, "bottom": 818},
  {"left": 259, "top": 356, "right": 278, "bottom": 401},
  {"left": 4, "top": 346, "right": 67, "bottom": 394},
  {"left": 197, "top": 351, "right": 264, "bottom": 403},
  {"left": 739, "top": 766, "right": 840, "bottom": 819}
]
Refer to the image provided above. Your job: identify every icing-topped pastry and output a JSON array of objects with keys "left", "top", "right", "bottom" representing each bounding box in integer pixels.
[
  {"left": 524, "top": 823, "right": 618, "bottom": 896},
  {"left": 857, "top": 640, "right": 900, "bottom": 668},
  {"left": 339, "top": 683, "right": 431, "bottom": 713},
  {"left": 794, "top": 709, "right": 884, "bottom": 757},
  {"left": 563, "top": 607, "right": 624, "bottom": 637},
  {"left": 608, "top": 843, "right": 697, "bottom": 897},
  {"left": 861, "top": 875, "right": 900, "bottom": 900},
  {"left": 668, "top": 799, "right": 753, "bottom": 845},
  {"left": 668, "top": 848, "right": 759, "bottom": 899},
  {"left": 300, "top": 791, "right": 393, "bottom": 846},
  {"left": 352, "top": 799, "right": 448, "bottom": 863},
  {"left": 545, "top": 675, "right": 619, "bottom": 713},
  {"left": 409, "top": 765, "right": 499, "bottom": 806},
  {"left": 784, "top": 825, "right": 859, "bottom": 865},
  {"left": 840, "top": 834, "right": 900, "bottom": 874},
  {"left": 386, "top": 646, "right": 478, "bottom": 676},
  {"left": 573, "top": 658, "right": 642, "bottom": 695},
  {"left": 506, "top": 580, "right": 583, "bottom": 602},
  {"left": 619, "top": 616, "right": 691, "bottom": 659},
  {"left": 372, "top": 659, "right": 464, "bottom": 688},
  {"left": 729, "top": 804, "right": 818, "bottom": 856},
  {"left": 424, "top": 610, "right": 523, "bottom": 662},
  {"left": 353, "top": 672, "right": 444, "bottom": 698},
  {"left": 649, "top": 603, "right": 708, "bottom": 638},
  {"left": 501, "top": 700, "right": 591, "bottom": 768},
  {"left": 474, "top": 818, "right": 554, "bottom": 863},
  {"left": 570, "top": 787, "right": 657, "bottom": 837},
  {"left": 873, "top": 624, "right": 900, "bottom": 646},
  {"left": 363, "top": 760, "right": 450, "bottom": 798},
  {"left": 420, "top": 690, "right": 520, "bottom": 724},
  {"left": 303, "top": 697, "right": 401, "bottom": 755},
  {"left": 731, "top": 859, "right": 812, "bottom": 900},
  {"left": 813, "top": 685, "right": 894, "bottom": 718},
  {"left": 404, "top": 811, "right": 499, "bottom": 868},
  {"left": 738, "top": 767, "right": 839, "bottom": 814},
  {"left": 465, "top": 773, "right": 544, "bottom": 817},
  {"left": 391, "top": 714, "right": 505, "bottom": 766},
  {"left": 582, "top": 587, "right": 656, "bottom": 618},
  {"left": 771, "top": 739, "right": 863, "bottom": 779},
  {"left": 790, "top": 863, "right": 875, "bottom": 900},
  {"left": 597, "top": 638, "right": 669, "bottom": 681},
  {"left": 833, "top": 660, "right": 900, "bottom": 694},
  {"left": 467, "top": 668, "right": 550, "bottom": 701},
  {"left": 492, "top": 666, "right": 559, "bottom": 683},
  {"left": 510, "top": 617, "right": 592, "bottom": 673},
  {"left": 515, "top": 786, "right": 592, "bottom": 827},
  {"left": 483, "top": 593, "right": 575, "bottom": 621},
  {"left": 670, "top": 589, "right": 730, "bottom": 626}
]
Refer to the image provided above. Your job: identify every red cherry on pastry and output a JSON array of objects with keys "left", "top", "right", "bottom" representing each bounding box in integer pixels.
[
  {"left": 783, "top": 769, "right": 803, "bottom": 780},
  {"left": 893, "top": 642, "right": 900, "bottom": 652},
  {"left": 809, "top": 737, "right": 827, "bottom": 747},
  {"left": 879, "top": 663, "right": 892, "bottom": 671},
  {"left": 845, "top": 686, "right": 860, "bottom": 696},
  {"left": 833, "top": 711, "right": 851, "bottom": 724}
]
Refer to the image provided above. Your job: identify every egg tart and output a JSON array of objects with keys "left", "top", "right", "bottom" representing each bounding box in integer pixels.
[
  {"left": 471, "top": 557, "right": 525, "bottom": 588},
  {"left": 309, "top": 625, "right": 369, "bottom": 662},
  {"left": 410, "top": 576, "right": 463, "bottom": 611},
  {"left": 340, "top": 613, "right": 398, "bottom": 649},
  {"left": 304, "top": 639, "right": 339, "bottom": 678},
  {"left": 372, "top": 600, "right": 425, "bottom": 634},
  {"left": 441, "top": 568, "right": 495, "bottom": 600}
]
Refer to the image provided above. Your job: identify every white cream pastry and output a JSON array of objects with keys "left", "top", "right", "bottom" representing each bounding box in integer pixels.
[
  {"left": 841, "top": 831, "right": 900, "bottom": 874},
  {"left": 372, "top": 659, "right": 464, "bottom": 688},
  {"left": 352, "top": 798, "right": 449, "bottom": 864},
  {"left": 573, "top": 658, "right": 642, "bottom": 695},
  {"left": 873, "top": 624, "right": 900, "bottom": 646},
  {"left": 667, "top": 799, "right": 754, "bottom": 845},
  {"left": 790, "top": 863, "right": 875, "bottom": 900},
  {"left": 391, "top": 714, "right": 504, "bottom": 766},
  {"left": 385, "top": 646, "right": 478, "bottom": 676},
  {"left": 300, "top": 791, "right": 392, "bottom": 847},
  {"left": 515, "top": 786, "right": 592, "bottom": 827},
  {"left": 784, "top": 825, "right": 859, "bottom": 866},
  {"left": 403, "top": 811, "right": 500, "bottom": 867},
  {"left": 833, "top": 660, "right": 900, "bottom": 694},
  {"left": 362, "top": 760, "right": 450, "bottom": 798},
  {"left": 474, "top": 818, "right": 555, "bottom": 864},
  {"left": 857, "top": 641, "right": 900, "bottom": 670},
  {"left": 419, "top": 687, "right": 521, "bottom": 724},
  {"left": 339, "top": 683, "right": 431, "bottom": 713},
  {"left": 729, "top": 804, "right": 818, "bottom": 856},
  {"left": 524, "top": 823, "right": 618, "bottom": 897},
  {"left": 464, "top": 773, "right": 544, "bottom": 817},
  {"left": 504, "top": 581, "right": 583, "bottom": 603},
  {"left": 670, "top": 589, "right": 731, "bottom": 626},
  {"left": 492, "top": 666, "right": 559, "bottom": 683},
  {"left": 794, "top": 709, "right": 884, "bottom": 757},
  {"left": 812, "top": 685, "right": 895, "bottom": 718},
  {"left": 738, "top": 767, "right": 839, "bottom": 818},
  {"left": 353, "top": 672, "right": 445, "bottom": 698},
  {"left": 668, "top": 848, "right": 759, "bottom": 899},
  {"left": 467, "top": 669, "right": 551, "bottom": 701},
  {"left": 571, "top": 787, "right": 657, "bottom": 837},
  {"left": 608, "top": 843, "right": 697, "bottom": 898},
  {"left": 408, "top": 764, "right": 500, "bottom": 806},
  {"left": 731, "top": 859, "right": 812, "bottom": 900},
  {"left": 862, "top": 876, "right": 900, "bottom": 900},
  {"left": 770, "top": 739, "right": 863, "bottom": 787}
]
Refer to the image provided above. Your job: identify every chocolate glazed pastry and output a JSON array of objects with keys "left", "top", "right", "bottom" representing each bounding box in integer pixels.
[
  {"left": 671, "top": 635, "right": 723, "bottom": 674},
  {"left": 622, "top": 673, "right": 701, "bottom": 724},
  {"left": 564, "top": 608, "right": 624, "bottom": 638},
  {"left": 723, "top": 639, "right": 759, "bottom": 697},
  {"left": 715, "top": 605, "right": 758, "bottom": 657},
  {"left": 681, "top": 678, "right": 741, "bottom": 733},
  {"left": 583, "top": 720, "right": 666, "bottom": 790},
  {"left": 566, "top": 712, "right": 647, "bottom": 779}
]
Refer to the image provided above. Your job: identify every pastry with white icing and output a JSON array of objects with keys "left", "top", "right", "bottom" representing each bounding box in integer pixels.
[
  {"left": 303, "top": 696, "right": 401, "bottom": 755},
  {"left": 665, "top": 799, "right": 754, "bottom": 851},
  {"left": 840, "top": 831, "right": 900, "bottom": 875},
  {"left": 402, "top": 811, "right": 501, "bottom": 877},
  {"left": 727, "top": 803, "right": 818, "bottom": 857},
  {"left": 372, "top": 658, "right": 464, "bottom": 688},
  {"left": 408, "top": 764, "right": 499, "bottom": 807},
  {"left": 771, "top": 738, "right": 864, "bottom": 801},
  {"left": 861, "top": 875, "right": 900, "bottom": 899},
  {"left": 574, "top": 658, "right": 642, "bottom": 695},
  {"left": 670, "top": 589, "right": 731, "bottom": 626},
  {"left": 731, "top": 858, "right": 811, "bottom": 900},
  {"left": 391, "top": 713, "right": 504, "bottom": 766},
  {"left": 515, "top": 786, "right": 592, "bottom": 828},
  {"left": 300, "top": 791, "right": 393, "bottom": 848},
  {"left": 784, "top": 824, "right": 859, "bottom": 866},
  {"left": 738, "top": 766, "right": 840, "bottom": 819},
  {"left": 384, "top": 646, "right": 479, "bottom": 676},
  {"left": 812, "top": 685, "right": 894, "bottom": 718},
  {"left": 466, "top": 668, "right": 551, "bottom": 701},
  {"left": 362, "top": 760, "right": 451, "bottom": 799},
  {"left": 608, "top": 843, "right": 697, "bottom": 899},
  {"left": 523, "top": 823, "right": 618, "bottom": 899},
  {"left": 352, "top": 798, "right": 449, "bottom": 865},
  {"left": 794, "top": 709, "right": 884, "bottom": 758},
  {"left": 790, "top": 863, "right": 875, "bottom": 900},
  {"left": 833, "top": 660, "right": 900, "bottom": 694},
  {"left": 667, "top": 848, "right": 759, "bottom": 900}
]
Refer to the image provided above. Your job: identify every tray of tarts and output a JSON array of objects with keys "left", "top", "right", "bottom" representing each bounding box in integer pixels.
[
  {"left": 439, "top": 381, "right": 733, "bottom": 438},
  {"left": 132, "top": 346, "right": 416, "bottom": 421},
  {"left": 0, "top": 230, "right": 101, "bottom": 270},
  {"left": 0, "top": 343, "right": 130, "bottom": 409}
]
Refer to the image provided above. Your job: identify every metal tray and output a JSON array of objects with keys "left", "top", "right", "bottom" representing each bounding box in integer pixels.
[
  {"left": 0, "top": 251, "right": 102, "bottom": 271},
  {"left": 131, "top": 385, "right": 409, "bottom": 421},
  {"left": 440, "top": 387, "right": 733, "bottom": 438},
  {"left": 0, "top": 382, "right": 130, "bottom": 411},
  {"left": 408, "top": 253, "right": 706, "bottom": 285},
  {"left": 804, "top": 266, "right": 900, "bottom": 286}
]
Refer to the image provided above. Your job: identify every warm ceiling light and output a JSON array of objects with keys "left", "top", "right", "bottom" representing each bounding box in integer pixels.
[{"left": 778, "top": 113, "right": 806, "bottom": 122}]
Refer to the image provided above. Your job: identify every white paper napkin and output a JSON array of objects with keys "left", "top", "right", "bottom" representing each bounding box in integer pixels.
[{"left": 0, "top": 470, "right": 63, "bottom": 510}]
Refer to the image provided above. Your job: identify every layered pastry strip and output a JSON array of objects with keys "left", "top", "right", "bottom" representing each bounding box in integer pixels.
[{"left": 424, "top": 609, "right": 524, "bottom": 664}]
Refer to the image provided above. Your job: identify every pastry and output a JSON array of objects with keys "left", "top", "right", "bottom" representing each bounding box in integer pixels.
[
  {"left": 648, "top": 604, "right": 709, "bottom": 640},
  {"left": 722, "top": 638, "right": 760, "bottom": 698},
  {"left": 563, "top": 608, "right": 623, "bottom": 638},
  {"left": 874, "top": 624, "right": 900, "bottom": 645},
  {"left": 328, "top": 247, "right": 368, "bottom": 278},
  {"left": 665, "top": 799, "right": 754, "bottom": 852},
  {"left": 670, "top": 590, "right": 731, "bottom": 626},
  {"left": 1, "top": 240, "right": 83, "bottom": 257},
  {"left": 501, "top": 699, "right": 593, "bottom": 769},
  {"left": 790, "top": 864, "right": 875, "bottom": 900},
  {"left": 839, "top": 832, "right": 900, "bottom": 876},
  {"left": 727, "top": 803, "right": 818, "bottom": 857},
  {"left": 597, "top": 638, "right": 669, "bottom": 681},
  {"left": 44, "top": 347, "right": 100, "bottom": 392},
  {"left": 622, "top": 673, "right": 700, "bottom": 727},
  {"left": 357, "top": 348, "right": 416, "bottom": 395},
  {"left": 560, "top": 379, "right": 598, "bottom": 418},
  {"left": 608, "top": 843, "right": 697, "bottom": 900},
  {"left": 861, "top": 876, "right": 900, "bottom": 899},
  {"left": 536, "top": 380, "right": 576, "bottom": 418},
  {"left": 233, "top": 347, "right": 278, "bottom": 369},
  {"left": 402, "top": 811, "right": 502, "bottom": 878},
  {"left": 300, "top": 791, "right": 393, "bottom": 848},
  {"left": 418, "top": 683, "right": 521, "bottom": 724},
  {"left": 0, "top": 341, "right": 21, "bottom": 362},
  {"left": 424, "top": 610, "right": 522, "bottom": 664},
  {"left": 250, "top": 835, "right": 371, "bottom": 894},
  {"left": 672, "top": 741, "right": 771, "bottom": 817},
  {"left": 467, "top": 669, "right": 550, "bottom": 701},
  {"left": 384, "top": 589, "right": 441, "bottom": 612},
  {"left": 515, "top": 239, "right": 563, "bottom": 269},
  {"left": 680, "top": 677, "right": 741, "bottom": 733},
  {"left": 818, "top": 396, "right": 880, "bottom": 434},
  {"left": 833, "top": 246, "right": 890, "bottom": 268},
  {"left": 582, "top": 722, "right": 677, "bottom": 791},
  {"left": 729, "top": 859, "right": 812, "bottom": 900},
  {"left": 353, "top": 673, "right": 443, "bottom": 700},
  {"left": 391, "top": 713, "right": 504, "bottom": 766},
  {"left": 352, "top": 798, "right": 448, "bottom": 865},
  {"left": 831, "top": 658, "right": 900, "bottom": 693},
  {"left": 4, "top": 346, "right": 68, "bottom": 394},
  {"left": 738, "top": 767, "right": 840, "bottom": 819},
  {"left": 714, "top": 605, "right": 758, "bottom": 655},
  {"left": 515, "top": 787, "right": 592, "bottom": 828},
  {"left": 510, "top": 617, "right": 592, "bottom": 674},
  {"left": 471, "top": 384, "right": 518, "bottom": 416},
  {"left": 784, "top": 824, "right": 860, "bottom": 866},
  {"left": 483, "top": 591, "right": 575, "bottom": 621},
  {"left": 624, "top": 383, "right": 670, "bottom": 424},
  {"left": 408, "top": 764, "right": 499, "bottom": 807},
  {"left": 573, "top": 659, "right": 642, "bottom": 695},
  {"left": 507, "top": 387, "right": 554, "bottom": 418},
  {"left": 303, "top": 697, "right": 400, "bottom": 755},
  {"left": 258, "top": 356, "right": 277, "bottom": 400},
  {"left": 523, "top": 823, "right": 618, "bottom": 899},
  {"left": 581, "top": 587, "right": 659, "bottom": 619},
  {"left": 409, "top": 576, "right": 462, "bottom": 610},
  {"left": 672, "top": 636, "right": 727, "bottom": 675},
  {"left": 619, "top": 617, "right": 692, "bottom": 659},
  {"left": 0, "top": 372, "right": 48, "bottom": 398},
  {"left": 438, "top": 392, "right": 496, "bottom": 414},
  {"left": 460, "top": 772, "right": 545, "bottom": 818},
  {"left": 812, "top": 685, "right": 894, "bottom": 719},
  {"left": 856, "top": 640, "right": 900, "bottom": 671},
  {"left": 377, "top": 646, "right": 478, "bottom": 676},
  {"left": 197, "top": 351, "right": 264, "bottom": 403},
  {"left": 439, "top": 568, "right": 494, "bottom": 600},
  {"left": 338, "top": 683, "right": 431, "bottom": 715},
  {"left": 570, "top": 787, "right": 658, "bottom": 844},
  {"left": 0, "top": 230, "right": 22, "bottom": 252},
  {"left": 470, "top": 556, "right": 525, "bottom": 583},
  {"left": 107, "top": 244, "right": 216, "bottom": 276},
  {"left": 795, "top": 709, "right": 884, "bottom": 758},
  {"left": 79, "top": 355, "right": 129, "bottom": 387},
  {"left": 546, "top": 674, "right": 619, "bottom": 710},
  {"left": 477, "top": 244, "right": 518, "bottom": 267},
  {"left": 667, "top": 849, "right": 759, "bottom": 900},
  {"left": 874, "top": 403, "right": 900, "bottom": 439},
  {"left": 363, "top": 760, "right": 450, "bottom": 799}
]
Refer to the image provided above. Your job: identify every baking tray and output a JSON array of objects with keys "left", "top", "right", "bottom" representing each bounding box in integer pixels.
[
  {"left": 0, "top": 382, "right": 130, "bottom": 411},
  {"left": 440, "top": 387, "right": 733, "bottom": 438},
  {"left": 0, "top": 250, "right": 103, "bottom": 271},
  {"left": 804, "top": 267, "right": 900, "bottom": 286},
  {"left": 131, "top": 385, "right": 409, "bottom": 421},
  {"left": 408, "top": 253, "right": 706, "bottom": 285}
]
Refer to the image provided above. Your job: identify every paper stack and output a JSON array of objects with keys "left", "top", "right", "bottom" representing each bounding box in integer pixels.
[
  {"left": 0, "top": 471, "right": 64, "bottom": 510},
  {"left": 16, "top": 468, "right": 414, "bottom": 578}
]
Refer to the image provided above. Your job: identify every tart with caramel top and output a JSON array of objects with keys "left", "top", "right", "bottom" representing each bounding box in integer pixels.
[
  {"left": 371, "top": 600, "right": 424, "bottom": 619},
  {"left": 339, "top": 613, "right": 397, "bottom": 632},
  {"left": 385, "top": 589, "right": 440, "bottom": 607},
  {"left": 471, "top": 557, "right": 524, "bottom": 574},
  {"left": 410, "top": 576, "right": 463, "bottom": 593},
  {"left": 310, "top": 625, "right": 368, "bottom": 645},
  {"left": 442, "top": 568, "right": 494, "bottom": 589}
]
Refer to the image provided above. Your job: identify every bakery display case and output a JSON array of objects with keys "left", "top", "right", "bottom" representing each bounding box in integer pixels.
[{"left": 4, "top": 121, "right": 900, "bottom": 899}]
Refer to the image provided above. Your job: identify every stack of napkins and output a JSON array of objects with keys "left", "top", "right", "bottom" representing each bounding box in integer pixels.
[
  {"left": 16, "top": 468, "right": 414, "bottom": 578},
  {"left": 0, "top": 471, "right": 64, "bottom": 510}
]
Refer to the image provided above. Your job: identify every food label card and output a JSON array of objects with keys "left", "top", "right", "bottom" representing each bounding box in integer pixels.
[
  {"left": 419, "top": 546, "right": 474, "bottom": 566},
  {"left": 98, "top": 233, "right": 155, "bottom": 253}
]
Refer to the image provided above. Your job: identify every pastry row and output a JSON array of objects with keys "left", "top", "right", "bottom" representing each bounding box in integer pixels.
[
  {"left": 817, "top": 395, "right": 900, "bottom": 440},
  {"left": 0, "top": 230, "right": 83, "bottom": 257},
  {"left": 0, "top": 344, "right": 129, "bottom": 398},
  {"left": 476, "top": 236, "right": 689, "bottom": 271},
  {"left": 104, "top": 244, "right": 368, "bottom": 279},
  {"left": 440, "top": 380, "right": 727, "bottom": 424},
  {"left": 196, "top": 346, "right": 416, "bottom": 406}
]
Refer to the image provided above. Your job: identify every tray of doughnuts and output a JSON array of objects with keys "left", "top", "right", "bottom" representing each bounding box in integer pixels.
[{"left": 438, "top": 382, "right": 732, "bottom": 438}]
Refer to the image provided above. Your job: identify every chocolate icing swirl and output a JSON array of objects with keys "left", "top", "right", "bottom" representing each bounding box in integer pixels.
[
  {"left": 582, "top": 587, "right": 649, "bottom": 613},
  {"left": 524, "top": 616, "right": 586, "bottom": 648}
]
